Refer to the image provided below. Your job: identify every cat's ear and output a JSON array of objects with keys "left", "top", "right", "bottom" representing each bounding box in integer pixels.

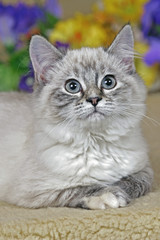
[
  {"left": 29, "top": 35, "right": 63, "bottom": 84},
  {"left": 107, "top": 24, "right": 135, "bottom": 73}
]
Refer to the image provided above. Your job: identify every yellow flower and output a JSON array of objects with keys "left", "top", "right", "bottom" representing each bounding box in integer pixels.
[
  {"left": 49, "top": 13, "right": 112, "bottom": 48},
  {"left": 101, "top": 0, "right": 147, "bottom": 23}
]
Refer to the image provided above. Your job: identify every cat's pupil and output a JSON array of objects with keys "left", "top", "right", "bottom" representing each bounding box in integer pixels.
[
  {"left": 105, "top": 79, "right": 112, "bottom": 86},
  {"left": 69, "top": 82, "right": 77, "bottom": 90}
]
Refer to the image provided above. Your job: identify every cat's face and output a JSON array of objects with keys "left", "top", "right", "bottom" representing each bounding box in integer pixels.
[{"left": 30, "top": 25, "right": 146, "bottom": 128}]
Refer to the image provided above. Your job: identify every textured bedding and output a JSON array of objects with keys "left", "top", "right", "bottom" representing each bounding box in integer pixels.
[{"left": 0, "top": 93, "right": 160, "bottom": 240}]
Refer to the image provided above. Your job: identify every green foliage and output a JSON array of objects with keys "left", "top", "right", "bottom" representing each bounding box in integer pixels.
[
  {"left": 0, "top": 64, "right": 20, "bottom": 91},
  {"left": 0, "top": 48, "right": 30, "bottom": 91},
  {"left": 38, "top": 12, "right": 59, "bottom": 37}
]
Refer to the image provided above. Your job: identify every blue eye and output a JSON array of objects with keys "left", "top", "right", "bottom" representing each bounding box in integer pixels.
[
  {"left": 101, "top": 75, "right": 117, "bottom": 90},
  {"left": 65, "top": 79, "right": 81, "bottom": 94}
]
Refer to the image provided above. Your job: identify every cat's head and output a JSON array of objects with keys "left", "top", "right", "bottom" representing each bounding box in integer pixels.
[{"left": 29, "top": 25, "right": 146, "bottom": 130}]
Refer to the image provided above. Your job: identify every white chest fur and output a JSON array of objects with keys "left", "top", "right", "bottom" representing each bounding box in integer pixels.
[{"left": 36, "top": 125, "right": 148, "bottom": 189}]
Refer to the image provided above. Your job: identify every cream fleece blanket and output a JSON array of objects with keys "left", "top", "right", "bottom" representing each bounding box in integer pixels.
[{"left": 0, "top": 93, "right": 160, "bottom": 240}]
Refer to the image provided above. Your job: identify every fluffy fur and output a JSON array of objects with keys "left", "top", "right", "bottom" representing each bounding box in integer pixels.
[{"left": 0, "top": 25, "right": 153, "bottom": 209}]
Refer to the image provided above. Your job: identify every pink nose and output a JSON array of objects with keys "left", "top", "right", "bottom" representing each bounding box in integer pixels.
[{"left": 86, "top": 97, "right": 102, "bottom": 106}]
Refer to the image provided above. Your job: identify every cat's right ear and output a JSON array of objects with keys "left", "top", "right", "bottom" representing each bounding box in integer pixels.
[{"left": 29, "top": 35, "right": 63, "bottom": 85}]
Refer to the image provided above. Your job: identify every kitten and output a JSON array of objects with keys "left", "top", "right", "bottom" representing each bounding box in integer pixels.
[{"left": 0, "top": 25, "right": 153, "bottom": 209}]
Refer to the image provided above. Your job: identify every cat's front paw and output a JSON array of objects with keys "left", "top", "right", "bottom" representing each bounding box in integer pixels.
[{"left": 84, "top": 191, "right": 130, "bottom": 210}]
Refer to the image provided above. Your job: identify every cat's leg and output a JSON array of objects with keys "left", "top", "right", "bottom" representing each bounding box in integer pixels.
[
  {"left": 115, "top": 165, "right": 153, "bottom": 199},
  {"left": 54, "top": 166, "right": 153, "bottom": 210}
]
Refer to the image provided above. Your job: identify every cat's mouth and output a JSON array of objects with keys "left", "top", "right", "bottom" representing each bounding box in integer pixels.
[{"left": 87, "top": 109, "right": 105, "bottom": 120}]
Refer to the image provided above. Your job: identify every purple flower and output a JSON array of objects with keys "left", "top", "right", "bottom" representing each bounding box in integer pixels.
[
  {"left": 0, "top": 2, "right": 44, "bottom": 44},
  {"left": 0, "top": 1, "right": 62, "bottom": 45},
  {"left": 142, "top": 0, "right": 160, "bottom": 40},
  {"left": 13, "top": 3, "right": 44, "bottom": 35},
  {"left": 141, "top": 0, "right": 160, "bottom": 65},
  {"left": 0, "top": 14, "right": 15, "bottom": 44},
  {"left": 144, "top": 38, "right": 160, "bottom": 65},
  {"left": 19, "top": 64, "right": 34, "bottom": 93},
  {"left": 45, "top": 0, "right": 62, "bottom": 17},
  {"left": 54, "top": 41, "right": 69, "bottom": 50}
]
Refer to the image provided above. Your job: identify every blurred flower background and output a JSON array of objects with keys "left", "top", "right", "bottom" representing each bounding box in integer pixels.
[{"left": 0, "top": 0, "right": 160, "bottom": 92}]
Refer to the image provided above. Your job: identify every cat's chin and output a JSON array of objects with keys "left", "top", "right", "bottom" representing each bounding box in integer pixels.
[{"left": 86, "top": 111, "right": 105, "bottom": 122}]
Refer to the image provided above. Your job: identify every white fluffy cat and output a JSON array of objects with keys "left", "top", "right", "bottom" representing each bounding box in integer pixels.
[{"left": 0, "top": 25, "right": 153, "bottom": 209}]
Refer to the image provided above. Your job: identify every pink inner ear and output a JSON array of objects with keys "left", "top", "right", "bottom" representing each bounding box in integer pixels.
[
  {"left": 121, "top": 56, "right": 134, "bottom": 72},
  {"left": 38, "top": 64, "right": 53, "bottom": 84},
  {"left": 40, "top": 73, "right": 47, "bottom": 84}
]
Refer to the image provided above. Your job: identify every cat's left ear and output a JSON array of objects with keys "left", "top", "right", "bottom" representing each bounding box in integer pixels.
[
  {"left": 29, "top": 35, "right": 64, "bottom": 84},
  {"left": 107, "top": 24, "right": 135, "bottom": 73}
]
